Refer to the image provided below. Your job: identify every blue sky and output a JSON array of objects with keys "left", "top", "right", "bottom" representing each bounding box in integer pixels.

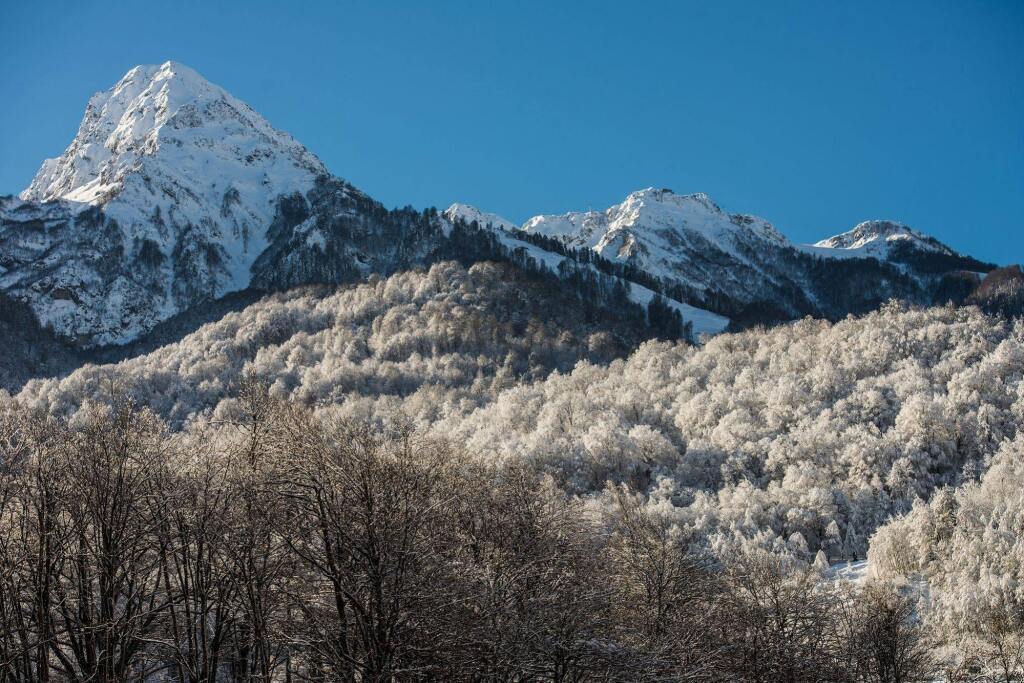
[{"left": 1, "top": 0, "right": 1021, "bottom": 263}]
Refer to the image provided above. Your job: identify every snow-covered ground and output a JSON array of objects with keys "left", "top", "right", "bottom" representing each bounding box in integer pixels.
[{"left": 826, "top": 559, "right": 870, "bottom": 584}]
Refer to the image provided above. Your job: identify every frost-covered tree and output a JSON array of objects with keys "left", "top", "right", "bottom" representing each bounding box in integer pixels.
[{"left": 870, "top": 435, "right": 1024, "bottom": 680}]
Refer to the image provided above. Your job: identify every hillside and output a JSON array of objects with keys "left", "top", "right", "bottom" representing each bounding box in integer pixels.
[{"left": 18, "top": 267, "right": 1023, "bottom": 571}]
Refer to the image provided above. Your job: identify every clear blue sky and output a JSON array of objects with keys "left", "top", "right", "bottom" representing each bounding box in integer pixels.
[{"left": 1, "top": 0, "right": 1021, "bottom": 264}]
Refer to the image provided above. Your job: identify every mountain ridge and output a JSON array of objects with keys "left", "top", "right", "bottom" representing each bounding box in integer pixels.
[
  {"left": 811, "top": 219, "right": 955, "bottom": 258},
  {"left": 446, "top": 188, "right": 993, "bottom": 327},
  {"left": 0, "top": 61, "right": 1002, "bottom": 351}
]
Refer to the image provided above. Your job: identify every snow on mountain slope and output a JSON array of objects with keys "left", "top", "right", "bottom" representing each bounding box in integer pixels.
[
  {"left": 494, "top": 223, "right": 731, "bottom": 338},
  {"left": 443, "top": 203, "right": 518, "bottom": 232},
  {"left": 441, "top": 201, "right": 730, "bottom": 337},
  {"left": 524, "top": 188, "right": 787, "bottom": 256},
  {"left": 520, "top": 188, "right": 793, "bottom": 290},
  {"left": 504, "top": 188, "right": 995, "bottom": 323},
  {"left": 23, "top": 61, "right": 325, "bottom": 207},
  {"left": 4, "top": 61, "right": 326, "bottom": 345},
  {"left": 517, "top": 188, "right": 827, "bottom": 312},
  {"left": 805, "top": 220, "right": 955, "bottom": 259}
]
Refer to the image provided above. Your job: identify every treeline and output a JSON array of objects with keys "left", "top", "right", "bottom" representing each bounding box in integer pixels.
[
  {"left": 441, "top": 219, "right": 691, "bottom": 341},
  {"left": 505, "top": 227, "right": 688, "bottom": 300},
  {"left": 11, "top": 261, "right": 687, "bottom": 426},
  {"left": 501, "top": 224, "right": 744, "bottom": 330},
  {"left": 968, "top": 264, "right": 1024, "bottom": 318},
  {"left": 0, "top": 291, "right": 81, "bottom": 393},
  {"left": 504, "top": 217, "right": 1002, "bottom": 330},
  {"left": 886, "top": 240, "right": 996, "bottom": 276},
  {"left": 0, "top": 386, "right": 936, "bottom": 682}
]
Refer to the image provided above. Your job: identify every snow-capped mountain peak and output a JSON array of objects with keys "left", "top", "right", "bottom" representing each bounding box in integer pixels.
[
  {"left": 5, "top": 61, "right": 329, "bottom": 345},
  {"left": 517, "top": 188, "right": 792, "bottom": 297},
  {"left": 22, "top": 61, "right": 326, "bottom": 205},
  {"left": 443, "top": 203, "right": 518, "bottom": 231},
  {"left": 521, "top": 188, "right": 789, "bottom": 253},
  {"left": 813, "top": 220, "right": 954, "bottom": 257}
]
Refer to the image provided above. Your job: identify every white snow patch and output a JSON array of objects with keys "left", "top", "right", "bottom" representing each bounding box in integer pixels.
[
  {"left": 807, "top": 220, "right": 952, "bottom": 259},
  {"left": 444, "top": 203, "right": 518, "bottom": 232},
  {"left": 827, "top": 559, "right": 870, "bottom": 584}
]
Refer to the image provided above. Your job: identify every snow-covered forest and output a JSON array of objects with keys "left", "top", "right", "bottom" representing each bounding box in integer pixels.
[
  {"left": 2, "top": 261, "right": 1023, "bottom": 680},
  {"left": 0, "top": 383, "right": 939, "bottom": 681}
]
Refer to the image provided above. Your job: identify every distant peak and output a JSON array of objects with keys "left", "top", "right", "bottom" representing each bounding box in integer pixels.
[
  {"left": 443, "top": 203, "right": 518, "bottom": 231},
  {"left": 815, "top": 219, "right": 953, "bottom": 255},
  {"left": 153, "top": 61, "right": 211, "bottom": 84},
  {"left": 623, "top": 188, "right": 723, "bottom": 213},
  {"left": 123, "top": 60, "right": 202, "bottom": 78},
  {"left": 818, "top": 220, "right": 914, "bottom": 246}
]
